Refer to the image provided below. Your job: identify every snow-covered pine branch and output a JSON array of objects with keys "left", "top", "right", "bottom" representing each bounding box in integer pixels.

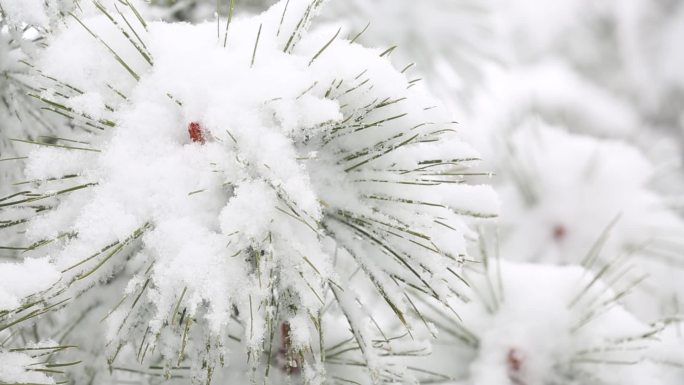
[
  {"left": 486, "top": 120, "right": 684, "bottom": 321},
  {"left": 0, "top": 1, "right": 497, "bottom": 383},
  {"left": 445, "top": 260, "right": 674, "bottom": 385}
]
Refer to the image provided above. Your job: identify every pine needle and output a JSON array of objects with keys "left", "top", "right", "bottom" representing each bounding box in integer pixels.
[
  {"left": 251, "top": 23, "right": 262, "bottom": 68},
  {"left": 222, "top": 0, "right": 235, "bottom": 47},
  {"left": 310, "top": 27, "right": 341, "bottom": 66}
]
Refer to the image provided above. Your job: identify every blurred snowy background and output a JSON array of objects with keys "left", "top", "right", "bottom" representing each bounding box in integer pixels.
[{"left": 321, "top": 0, "right": 684, "bottom": 320}]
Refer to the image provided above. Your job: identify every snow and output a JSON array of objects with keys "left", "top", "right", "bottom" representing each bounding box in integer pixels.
[
  {"left": 0, "top": 257, "right": 60, "bottom": 311},
  {"left": 24, "top": 146, "right": 96, "bottom": 181},
  {"left": 66, "top": 92, "right": 107, "bottom": 117},
  {"left": 0, "top": 351, "right": 56, "bottom": 384},
  {"left": 0, "top": 0, "right": 50, "bottom": 28},
  {"left": 220, "top": 180, "right": 278, "bottom": 240}
]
